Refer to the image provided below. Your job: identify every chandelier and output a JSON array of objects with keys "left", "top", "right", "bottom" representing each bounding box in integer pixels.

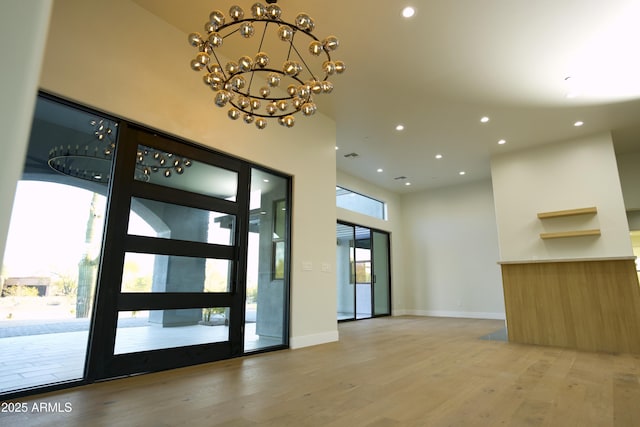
[
  {"left": 48, "top": 119, "right": 192, "bottom": 183},
  {"left": 188, "top": 1, "right": 345, "bottom": 129}
]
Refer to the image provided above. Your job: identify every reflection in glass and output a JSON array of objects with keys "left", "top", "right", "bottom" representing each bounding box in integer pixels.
[
  {"left": 336, "top": 186, "right": 386, "bottom": 220},
  {"left": 0, "top": 96, "right": 114, "bottom": 393},
  {"left": 114, "top": 309, "right": 230, "bottom": 354},
  {"left": 121, "top": 253, "right": 232, "bottom": 293},
  {"left": 245, "top": 169, "right": 289, "bottom": 352},
  {"left": 134, "top": 144, "right": 238, "bottom": 201},
  {"left": 373, "top": 231, "right": 391, "bottom": 316},
  {"left": 128, "top": 197, "right": 235, "bottom": 245}
]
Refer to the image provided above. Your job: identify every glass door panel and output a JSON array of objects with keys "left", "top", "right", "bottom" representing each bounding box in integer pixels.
[
  {"left": 244, "top": 169, "right": 290, "bottom": 352},
  {"left": 128, "top": 197, "right": 236, "bottom": 246},
  {"left": 0, "top": 97, "right": 113, "bottom": 394},
  {"left": 113, "top": 308, "right": 230, "bottom": 354},
  {"left": 354, "top": 226, "right": 372, "bottom": 320},
  {"left": 133, "top": 145, "right": 238, "bottom": 201},
  {"left": 336, "top": 222, "right": 391, "bottom": 322},
  {"left": 373, "top": 231, "right": 391, "bottom": 316},
  {"left": 88, "top": 123, "right": 249, "bottom": 380},
  {"left": 336, "top": 223, "right": 355, "bottom": 321}
]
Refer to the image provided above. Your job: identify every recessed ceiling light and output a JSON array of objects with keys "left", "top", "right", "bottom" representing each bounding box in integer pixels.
[
  {"left": 405, "top": 182, "right": 412, "bottom": 186},
  {"left": 574, "top": 121, "right": 584, "bottom": 127},
  {"left": 263, "top": 179, "right": 270, "bottom": 182},
  {"left": 335, "top": 146, "right": 339, "bottom": 150},
  {"left": 459, "top": 171, "right": 466, "bottom": 176},
  {"left": 377, "top": 168, "right": 383, "bottom": 173},
  {"left": 498, "top": 139, "right": 506, "bottom": 145},
  {"left": 396, "top": 124, "right": 405, "bottom": 131},
  {"left": 435, "top": 154, "right": 443, "bottom": 159},
  {"left": 402, "top": 7, "right": 415, "bottom": 18},
  {"left": 480, "top": 116, "right": 490, "bottom": 123}
]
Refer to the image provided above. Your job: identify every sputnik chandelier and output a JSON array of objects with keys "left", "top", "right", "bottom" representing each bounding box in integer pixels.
[
  {"left": 188, "top": 0, "right": 345, "bottom": 129},
  {"left": 48, "top": 119, "right": 191, "bottom": 183}
]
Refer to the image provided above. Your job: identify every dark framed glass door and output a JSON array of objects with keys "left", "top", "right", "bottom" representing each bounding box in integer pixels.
[
  {"left": 1, "top": 93, "right": 291, "bottom": 398},
  {"left": 336, "top": 221, "right": 391, "bottom": 322},
  {"left": 87, "top": 123, "right": 251, "bottom": 380}
]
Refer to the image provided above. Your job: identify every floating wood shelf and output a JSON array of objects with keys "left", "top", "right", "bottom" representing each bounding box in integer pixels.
[
  {"left": 537, "top": 206, "right": 597, "bottom": 219},
  {"left": 540, "top": 229, "right": 601, "bottom": 239}
]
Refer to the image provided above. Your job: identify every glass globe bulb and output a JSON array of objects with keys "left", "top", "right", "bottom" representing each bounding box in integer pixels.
[
  {"left": 209, "top": 11, "right": 225, "bottom": 28},
  {"left": 268, "top": 73, "right": 281, "bottom": 87},
  {"left": 310, "top": 81, "right": 323, "bottom": 94},
  {"left": 251, "top": 2, "right": 266, "bottom": 19},
  {"left": 309, "top": 41, "right": 323, "bottom": 56},
  {"left": 278, "top": 25, "right": 294, "bottom": 42},
  {"left": 323, "top": 36, "right": 339, "bottom": 51},
  {"left": 266, "top": 102, "right": 278, "bottom": 116},
  {"left": 204, "top": 22, "right": 216, "bottom": 34},
  {"left": 196, "top": 52, "right": 210, "bottom": 66},
  {"left": 226, "top": 61, "right": 240, "bottom": 75},
  {"left": 232, "top": 76, "right": 246, "bottom": 91},
  {"left": 282, "top": 115, "right": 295, "bottom": 128},
  {"left": 188, "top": 33, "right": 203, "bottom": 47},
  {"left": 215, "top": 90, "right": 232, "bottom": 107},
  {"left": 323, "top": 61, "right": 336, "bottom": 75},
  {"left": 334, "top": 61, "right": 346, "bottom": 74},
  {"left": 266, "top": 4, "right": 282, "bottom": 20},
  {"left": 283, "top": 61, "right": 301, "bottom": 76},
  {"left": 238, "top": 56, "right": 253, "bottom": 72},
  {"left": 302, "top": 102, "right": 317, "bottom": 116},
  {"left": 277, "top": 100, "right": 288, "bottom": 111},
  {"left": 256, "top": 118, "right": 268, "bottom": 129},
  {"left": 255, "top": 52, "right": 270, "bottom": 68},
  {"left": 260, "top": 87, "right": 271, "bottom": 98},
  {"left": 208, "top": 33, "right": 223, "bottom": 47},
  {"left": 292, "top": 97, "right": 304, "bottom": 109},
  {"left": 240, "top": 22, "right": 255, "bottom": 38},
  {"left": 191, "top": 59, "right": 205, "bottom": 71},
  {"left": 228, "top": 108, "right": 241, "bottom": 120},
  {"left": 238, "top": 96, "right": 251, "bottom": 109},
  {"left": 295, "top": 13, "right": 311, "bottom": 30},
  {"left": 229, "top": 5, "right": 244, "bottom": 21}
]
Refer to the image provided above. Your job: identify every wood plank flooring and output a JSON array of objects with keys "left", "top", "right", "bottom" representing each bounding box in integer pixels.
[{"left": 2, "top": 316, "right": 640, "bottom": 426}]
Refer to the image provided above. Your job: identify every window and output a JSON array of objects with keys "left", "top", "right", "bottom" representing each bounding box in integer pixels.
[{"left": 336, "top": 186, "right": 386, "bottom": 220}]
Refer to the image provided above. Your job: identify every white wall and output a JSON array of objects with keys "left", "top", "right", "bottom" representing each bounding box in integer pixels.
[
  {"left": 0, "top": 0, "right": 52, "bottom": 271},
  {"left": 336, "top": 170, "right": 406, "bottom": 313},
  {"left": 38, "top": 0, "right": 338, "bottom": 348},
  {"left": 491, "top": 133, "right": 632, "bottom": 262},
  {"left": 399, "top": 179, "right": 505, "bottom": 319}
]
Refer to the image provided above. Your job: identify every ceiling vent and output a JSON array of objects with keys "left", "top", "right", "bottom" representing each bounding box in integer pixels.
[
  {"left": 343, "top": 152, "right": 359, "bottom": 158},
  {"left": 394, "top": 176, "right": 407, "bottom": 180}
]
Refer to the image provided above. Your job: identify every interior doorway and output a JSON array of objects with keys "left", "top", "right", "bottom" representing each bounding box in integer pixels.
[{"left": 336, "top": 222, "right": 390, "bottom": 321}]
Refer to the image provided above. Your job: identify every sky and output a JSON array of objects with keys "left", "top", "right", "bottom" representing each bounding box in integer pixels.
[{"left": 3, "top": 181, "right": 149, "bottom": 278}]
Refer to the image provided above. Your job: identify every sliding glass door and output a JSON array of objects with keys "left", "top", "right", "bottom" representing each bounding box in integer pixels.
[{"left": 336, "top": 222, "right": 390, "bottom": 321}]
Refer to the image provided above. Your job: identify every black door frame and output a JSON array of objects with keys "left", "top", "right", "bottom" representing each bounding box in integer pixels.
[
  {"left": 337, "top": 220, "right": 392, "bottom": 322},
  {"left": 86, "top": 122, "right": 252, "bottom": 380},
  {"left": 3, "top": 92, "right": 291, "bottom": 399}
]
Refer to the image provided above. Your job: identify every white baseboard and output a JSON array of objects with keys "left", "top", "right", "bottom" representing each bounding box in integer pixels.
[
  {"left": 395, "top": 309, "right": 506, "bottom": 321},
  {"left": 290, "top": 330, "right": 339, "bottom": 349}
]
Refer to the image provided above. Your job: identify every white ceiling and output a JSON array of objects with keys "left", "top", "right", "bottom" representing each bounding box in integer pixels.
[{"left": 132, "top": 0, "right": 640, "bottom": 192}]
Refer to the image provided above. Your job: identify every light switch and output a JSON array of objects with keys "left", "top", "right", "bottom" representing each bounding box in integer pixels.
[
  {"left": 302, "top": 261, "right": 313, "bottom": 271},
  {"left": 321, "top": 263, "right": 331, "bottom": 273}
]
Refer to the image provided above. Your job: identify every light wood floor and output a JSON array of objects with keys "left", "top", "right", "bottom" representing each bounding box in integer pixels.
[{"left": 3, "top": 316, "right": 640, "bottom": 426}]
